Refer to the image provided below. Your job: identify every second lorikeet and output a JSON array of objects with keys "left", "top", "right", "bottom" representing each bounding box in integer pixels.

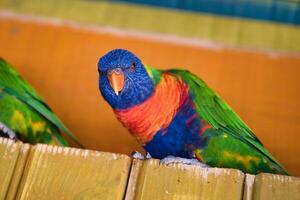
[
  {"left": 98, "top": 49, "right": 288, "bottom": 175},
  {"left": 0, "top": 58, "right": 84, "bottom": 147}
]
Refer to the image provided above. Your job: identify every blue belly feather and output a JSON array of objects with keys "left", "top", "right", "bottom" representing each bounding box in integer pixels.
[{"left": 144, "top": 96, "right": 206, "bottom": 159}]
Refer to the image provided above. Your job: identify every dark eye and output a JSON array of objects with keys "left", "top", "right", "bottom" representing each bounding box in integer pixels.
[{"left": 129, "top": 62, "right": 136, "bottom": 72}]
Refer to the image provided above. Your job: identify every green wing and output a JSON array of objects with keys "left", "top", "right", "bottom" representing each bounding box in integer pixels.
[
  {"left": 0, "top": 58, "right": 84, "bottom": 148},
  {"left": 168, "top": 69, "right": 288, "bottom": 174}
]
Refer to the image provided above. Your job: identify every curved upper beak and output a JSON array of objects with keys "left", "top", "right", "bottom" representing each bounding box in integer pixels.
[{"left": 107, "top": 68, "right": 124, "bottom": 95}]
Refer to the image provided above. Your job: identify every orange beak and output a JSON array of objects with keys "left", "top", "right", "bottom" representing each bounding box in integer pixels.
[{"left": 108, "top": 68, "right": 124, "bottom": 95}]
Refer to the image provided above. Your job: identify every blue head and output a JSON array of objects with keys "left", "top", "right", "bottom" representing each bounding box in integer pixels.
[{"left": 98, "top": 49, "right": 154, "bottom": 109}]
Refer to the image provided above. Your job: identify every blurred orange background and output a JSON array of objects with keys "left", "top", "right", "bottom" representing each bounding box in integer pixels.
[{"left": 0, "top": 15, "right": 299, "bottom": 175}]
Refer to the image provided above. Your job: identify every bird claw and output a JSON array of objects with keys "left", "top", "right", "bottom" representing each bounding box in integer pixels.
[
  {"left": 160, "top": 156, "right": 209, "bottom": 168},
  {"left": 131, "top": 151, "right": 144, "bottom": 159},
  {"left": 145, "top": 152, "right": 152, "bottom": 159},
  {"left": 0, "top": 121, "right": 17, "bottom": 141},
  {"left": 131, "top": 151, "right": 152, "bottom": 160}
]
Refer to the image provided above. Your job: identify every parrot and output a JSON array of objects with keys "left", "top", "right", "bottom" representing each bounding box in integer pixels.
[
  {"left": 0, "top": 58, "right": 84, "bottom": 148},
  {"left": 98, "top": 49, "right": 288, "bottom": 175}
]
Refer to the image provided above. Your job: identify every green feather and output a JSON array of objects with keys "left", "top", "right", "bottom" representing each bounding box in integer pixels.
[
  {"left": 168, "top": 69, "right": 288, "bottom": 175},
  {"left": 0, "top": 58, "right": 84, "bottom": 148},
  {"left": 145, "top": 65, "right": 162, "bottom": 85}
]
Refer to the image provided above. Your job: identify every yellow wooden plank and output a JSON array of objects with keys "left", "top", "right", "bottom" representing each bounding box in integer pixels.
[
  {"left": 16, "top": 144, "right": 132, "bottom": 200},
  {"left": 253, "top": 173, "right": 300, "bottom": 200},
  {"left": 243, "top": 174, "right": 255, "bottom": 200},
  {"left": 0, "top": 0, "right": 300, "bottom": 52},
  {"left": 125, "top": 159, "right": 245, "bottom": 200},
  {"left": 6, "top": 143, "right": 31, "bottom": 200},
  {"left": 125, "top": 159, "right": 143, "bottom": 200},
  {"left": 0, "top": 138, "right": 21, "bottom": 199}
]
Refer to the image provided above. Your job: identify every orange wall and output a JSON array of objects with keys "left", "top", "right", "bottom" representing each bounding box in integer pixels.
[{"left": 0, "top": 17, "right": 300, "bottom": 175}]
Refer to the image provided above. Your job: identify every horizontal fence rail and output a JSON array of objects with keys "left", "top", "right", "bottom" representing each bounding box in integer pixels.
[{"left": 0, "top": 138, "right": 299, "bottom": 200}]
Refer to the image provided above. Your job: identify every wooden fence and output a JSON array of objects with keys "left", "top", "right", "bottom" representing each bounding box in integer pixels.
[{"left": 0, "top": 137, "right": 299, "bottom": 200}]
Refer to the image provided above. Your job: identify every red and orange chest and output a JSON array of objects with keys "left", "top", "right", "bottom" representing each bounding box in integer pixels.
[{"left": 114, "top": 73, "right": 188, "bottom": 144}]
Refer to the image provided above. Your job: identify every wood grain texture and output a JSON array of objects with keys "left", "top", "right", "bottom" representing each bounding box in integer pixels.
[
  {"left": 243, "top": 174, "right": 255, "bottom": 200},
  {"left": 125, "top": 159, "right": 144, "bottom": 200},
  {"left": 0, "top": 1, "right": 300, "bottom": 52},
  {"left": 0, "top": 13, "right": 299, "bottom": 176},
  {"left": 252, "top": 173, "right": 300, "bottom": 200},
  {"left": 16, "top": 144, "right": 131, "bottom": 200},
  {"left": 1, "top": 140, "right": 300, "bottom": 199},
  {"left": 125, "top": 159, "right": 244, "bottom": 200},
  {"left": 6, "top": 143, "right": 31, "bottom": 200},
  {"left": 0, "top": 138, "right": 20, "bottom": 199}
]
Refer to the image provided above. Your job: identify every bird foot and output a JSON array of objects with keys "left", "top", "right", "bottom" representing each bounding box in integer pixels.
[
  {"left": 131, "top": 151, "right": 152, "bottom": 160},
  {"left": 0, "top": 121, "right": 17, "bottom": 140},
  {"left": 160, "top": 156, "right": 209, "bottom": 168}
]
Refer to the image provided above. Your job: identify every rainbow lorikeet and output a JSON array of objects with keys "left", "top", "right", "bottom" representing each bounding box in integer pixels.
[
  {"left": 0, "top": 58, "right": 83, "bottom": 147},
  {"left": 98, "top": 49, "right": 288, "bottom": 175}
]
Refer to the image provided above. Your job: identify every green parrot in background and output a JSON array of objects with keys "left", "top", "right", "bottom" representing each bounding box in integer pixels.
[{"left": 0, "top": 58, "right": 83, "bottom": 147}]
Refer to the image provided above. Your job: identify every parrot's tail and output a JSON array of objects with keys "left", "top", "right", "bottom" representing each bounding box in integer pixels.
[
  {"left": 52, "top": 131, "right": 69, "bottom": 147},
  {"left": 272, "top": 162, "right": 289, "bottom": 175}
]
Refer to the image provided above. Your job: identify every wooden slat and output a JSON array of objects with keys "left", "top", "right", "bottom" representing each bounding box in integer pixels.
[
  {"left": 1, "top": 140, "right": 300, "bottom": 199},
  {"left": 243, "top": 174, "right": 255, "bottom": 200},
  {"left": 125, "top": 159, "right": 245, "bottom": 200},
  {"left": 16, "top": 144, "right": 131, "bottom": 200},
  {"left": 0, "top": 138, "right": 20, "bottom": 199},
  {"left": 125, "top": 159, "right": 144, "bottom": 200},
  {"left": 0, "top": 1, "right": 300, "bottom": 52},
  {"left": 6, "top": 143, "right": 31, "bottom": 200},
  {"left": 252, "top": 173, "right": 300, "bottom": 200}
]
